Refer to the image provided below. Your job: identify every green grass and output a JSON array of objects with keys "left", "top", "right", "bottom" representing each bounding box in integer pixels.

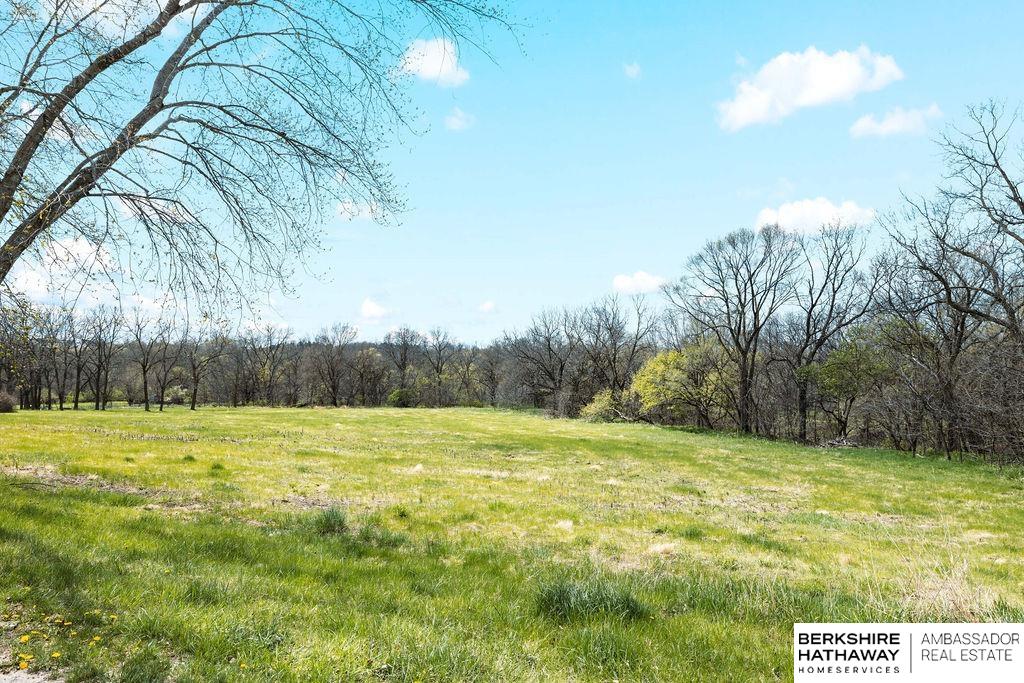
[{"left": 1, "top": 407, "right": 1022, "bottom": 681}]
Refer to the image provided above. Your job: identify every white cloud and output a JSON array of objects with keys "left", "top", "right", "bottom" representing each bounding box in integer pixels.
[
  {"left": 718, "top": 46, "right": 903, "bottom": 131},
  {"left": 850, "top": 103, "right": 942, "bottom": 137},
  {"left": 478, "top": 300, "right": 495, "bottom": 313},
  {"left": 612, "top": 271, "right": 667, "bottom": 295},
  {"left": 360, "top": 297, "right": 390, "bottom": 321},
  {"left": 9, "top": 267, "right": 50, "bottom": 300},
  {"left": 756, "top": 197, "right": 875, "bottom": 232},
  {"left": 400, "top": 38, "right": 469, "bottom": 87},
  {"left": 623, "top": 62, "right": 642, "bottom": 79},
  {"left": 5, "top": 236, "right": 121, "bottom": 304},
  {"left": 444, "top": 106, "right": 475, "bottom": 131}
]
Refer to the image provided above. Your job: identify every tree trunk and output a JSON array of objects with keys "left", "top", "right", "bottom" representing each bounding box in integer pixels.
[
  {"left": 797, "top": 380, "right": 809, "bottom": 442},
  {"left": 737, "top": 357, "right": 753, "bottom": 434}
]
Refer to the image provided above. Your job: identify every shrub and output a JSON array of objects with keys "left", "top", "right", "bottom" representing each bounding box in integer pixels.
[
  {"left": 166, "top": 385, "right": 189, "bottom": 405},
  {"left": 580, "top": 389, "right": 617, "bottom": 422},
  {"left": 386, "top": 388, "right": 418, "bottom": 408},
  {"left": 580, "top": 390, "right": 641, "bottom": 422},
  {"left": 0, "top": 391, "right": 15, "bottom": 413},
  {"left": 536, "top": 577, "right": 649, "bottom": 621}
]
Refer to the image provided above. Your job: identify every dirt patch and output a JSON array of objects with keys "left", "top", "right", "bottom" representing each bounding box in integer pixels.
[
  {"left": 456, "top": 468, "right": 511, "bottom": 480},
  {"left": 0, "top": 670, "right": 62, "bottom": 682},
  {"left": 274, "top": 493, "right": 343, "bottom": 510},
  {"left": 1, "top": 464, "right": 152, "bottom": 496}
]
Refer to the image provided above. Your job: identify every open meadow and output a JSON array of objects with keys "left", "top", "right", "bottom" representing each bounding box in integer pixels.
[
  {"left": 0, "top": 409, "right": 1019, "bottom": 679},
  {"left": 1, "top": 407, "right": 1023, "bottom": 681}
]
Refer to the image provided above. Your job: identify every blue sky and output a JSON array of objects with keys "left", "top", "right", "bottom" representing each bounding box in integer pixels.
[{"left": 267, "top": 0, "right": 1024, "bottom": 342}]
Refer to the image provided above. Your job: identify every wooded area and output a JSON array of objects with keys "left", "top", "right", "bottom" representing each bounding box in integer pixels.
[{"left": 3, "top": 106, "right": 1024, "bottom": 464}]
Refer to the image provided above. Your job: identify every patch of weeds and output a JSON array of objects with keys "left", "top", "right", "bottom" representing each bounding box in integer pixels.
[
  {"left": 563, "top": 623, "right": 645, "bottom": 678},
  {"left": 424, "top": 538, "right": 451, "bottom": 557},
  {"left": 357, "top": 518, "right": 407, "bottom": 549},
  {"left": 67, "top": 660, "right": 105, "bottom": 683},
  {"left": 409, "top": 577, "right": 443, "bottom": 597},
  {"left": 487, "top": 500, "right": 515, "bottom": 513},
  {"left": 104, "top": 492, "right": 144, "bottom": 507},
  {"left": 183, "top": 576, "right": 230, "bottom": 605},
  {"left": 451, "top": 510, "right": 478, "bottom": 523},
  {"left": 536, "top": 576, "right": 649, "bottom": 622},
  {"left": 788, "top": 511, "right": 845, "bottom": 530},
  {"left": 118, "top": 643, "right": 171, "bottom": 683},
  {"left": 671, "top": 479, "right": 705, "bottom": 497},
  {"left": 224, "top": 619, "right": 286, "bottom": 652},
  {"left": 739, "top": 531, "right": 792, "bottom": 555},
  {"left": 311, "top": 506, "right": 349, "bottom": 536},
  {"left": 678, "top": 525, "right": 706, "bottom": 541},
  {"left": 124, "top": 457, "right": 135, "bottom": 463},
  {"left": 370, "top": 635, "right": 491, "bottom": 681},
  {"left": 392, "top": 505, "right": 410, "bottom": 519},
  {"left": 181, "top": 455, "right": 196, "bottom": 463},
  {"left": 209, "top": 462, "right": 225, "bottom": 473}
]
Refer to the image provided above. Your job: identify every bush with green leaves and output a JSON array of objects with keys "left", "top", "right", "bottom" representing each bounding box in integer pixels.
[
  {"left": 386, "top": 388, "right": 419, "bottom": 408},
  {"left": 630, "top": 344, "right": 730, "bottom": 427}
]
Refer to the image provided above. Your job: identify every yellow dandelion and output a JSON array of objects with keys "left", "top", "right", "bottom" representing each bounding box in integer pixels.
[
  {"left": 19, "top": 661, "right": 28, "bottom": 670},
  {"left": 51, "top": 651, "right": 61, "bottom": 658},
  {"left": 19, "top": 634, "right": 30, "bottom": 643},
  {"left": 71, "top": 630, "right": 78, "bottom": 636},
  {"left": 92, "top": 636, "right": 102, "bottom": 641}
]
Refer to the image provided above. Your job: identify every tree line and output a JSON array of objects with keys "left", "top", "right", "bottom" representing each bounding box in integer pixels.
[{"left": 2, "top": 103, "right": 1023, "bottom": 464}]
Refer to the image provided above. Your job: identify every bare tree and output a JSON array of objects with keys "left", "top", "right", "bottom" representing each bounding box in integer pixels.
[
  {"left": 891, "top": 103, "right": 1024, "bottom": 341},
  {"left": 152, "top": 320, "right": 183, "bottom": 410},
  {"left": 452, "top": 344, "right": 480, "bottom": 404},
  {"left": 46, "top": 306, "right": 77, "bottom": 410},
  {"left": 667, "top": 225, "right": 801, "bottom": 433},
  {"left": 771, "top": 223, "right": 875, "bottom": 441},
  {"left": 349, "top": 346, "right": 388, "bottom": 406},
  {"left": 424, "top": 327, "right": 456, "bottom": 407},
  {"left": 0, "top": 0, "right": 508, "bottom": 302},
  {"left": 577, "top": 295, "right": 657, "bottom": 396},
  {"left": 874, "top": 246, "right": 985, "bottom": 457},
  {"left": 182, "top": 322, "right": 227, "bottom": 410},
  {"left": 312, "top": 322, "right": 356, "bottom": 406},
  {"left": 504, "top": 308, "right": 581, "bottom": 415},
  {"left": 83, "top": 305, "right": 122, "bottom": 410},
  {"left": 477, "top": 344, "right": 503, "bottom": 407},
  {"left": 242, "top": 323, "right": 293, "bottom": 405},
  {"left": 127, "top": 309, "right": 160, "bottom": 410},
  {"left": 383, "top": 326, "right": 423, "bottom": 392}
]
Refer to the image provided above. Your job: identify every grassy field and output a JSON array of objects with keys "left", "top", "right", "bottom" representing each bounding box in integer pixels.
[{"left": 1, "top": 407, "right": 1022, "bottom": 681}]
